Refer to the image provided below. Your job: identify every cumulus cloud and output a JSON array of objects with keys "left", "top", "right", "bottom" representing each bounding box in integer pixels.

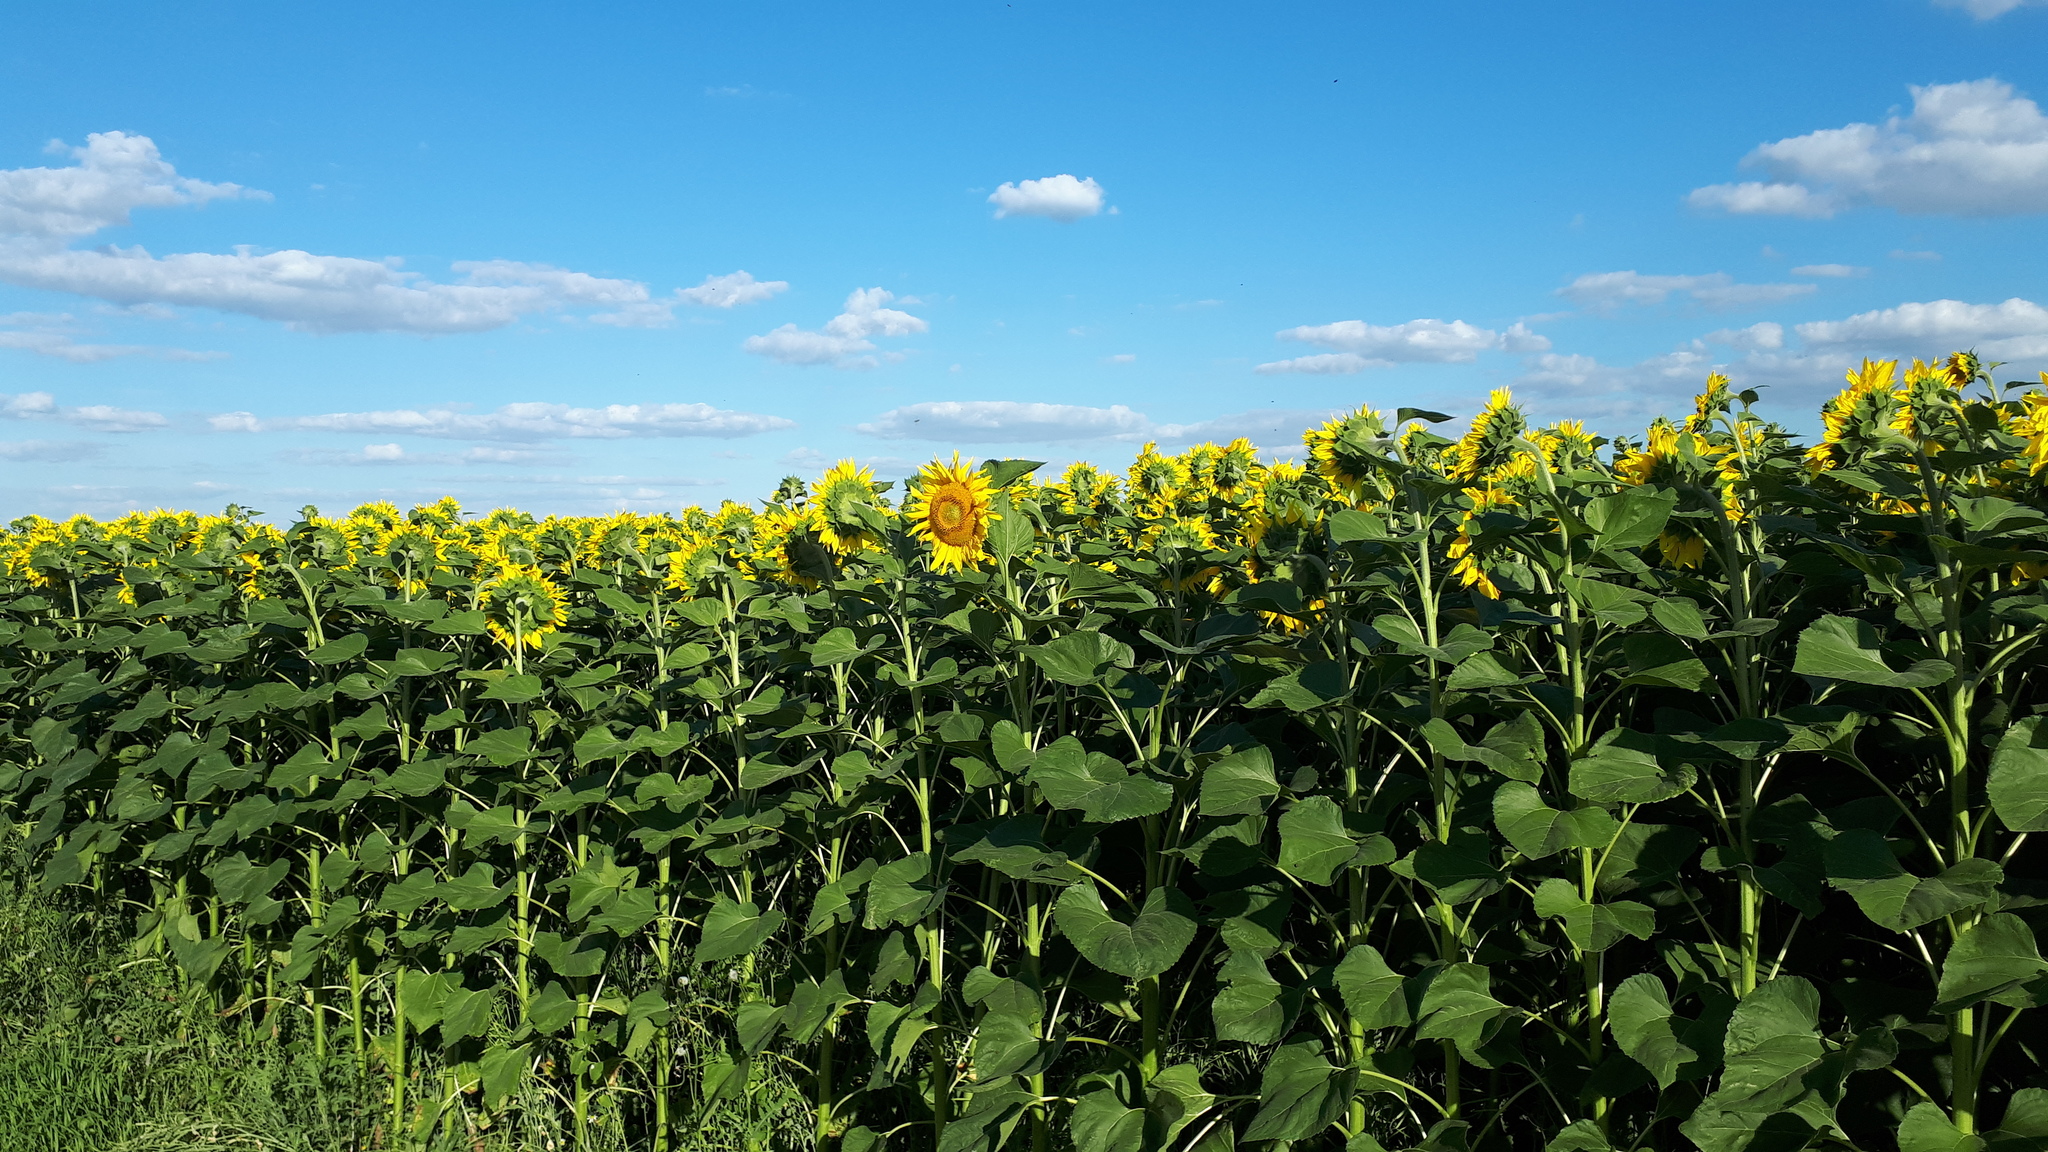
[
  {"left": 218, "top": 401, "right": 793, "bottom": 441},
  {"left": 0, "top": 310, "right": 226, "bottom": 362},
  {"left": 3, "top": 390, "right": 166, "bottom": 432},
  {"left": 858, "top": 401, "right": 1146, "bottom": 442},
  {"left": 1703, "top": 321, "right": 1787, "bottom": 351},
  {"left": 1516, "top": 295, "right": 2048, "bottom": 427},
  {"left": 675, "top": 270, "right": 788, "bottom": 309},
  {"left": 1255, "top": 318, "right": 1548, "bottom": 374},
  {"left": 0, "top": 131, "right": 263, "bottom": 240},
  {"left": 987, "top": 174, "right": 1107, "bottom": 221},
  {"left": 744, "top": 287, "right": 926, "bottom": 368},
  {"left": 1795, "top": 297, "right": 2048, "bottom": 358},
  {"left": 1559, "top": 271, "right": 1816, "bottom": 311},
  {"left": 0, "top": 132, "right": 754, "bottom": 334},
  {"left": 1689, "top": 79, "right": 2048, "bottom": 217}
]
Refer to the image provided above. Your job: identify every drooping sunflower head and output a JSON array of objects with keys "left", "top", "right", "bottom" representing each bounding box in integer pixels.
[
  {"left": 1127, "top": 442, "right": 1191, "bottom": 513},
  {"left": 1945, "top": 350, "right": 1984, "bottom": 390},
  {"left": 1059, "top": 461, "right": 1108, "bottom": 516},
  {"left": 908, "top": 454, "right": 997, "bottom": 573},
  {"left": 1304, "top": 406, "right": 1390, "bottom": 500},
  {"left": 480, "top": 564, "right": 568, "bottom": 652},
  {"left": 1181, "top": 443, "right": 1222, "bottom": 493},
  {"left": 1890, "top": 358, "right": 1955, "bottom": 445},
  {"left": 664, "top": 533, "right": 729, "bottom": 598},
  {"left": 2008, "top": 389, "right": 2048, "bottom": 475},
  {"left": 1532, "top": 420, "right": 1600, "bottom": 472},
  {"left": 349, "top": 501, "right": 404, "bottom": 533},
  {"left": 1452, "top": 389, "right": 1529, "bottom": 483},
  {"left": 745, "top": 504, "right": 834, "bottom": 589},
  {"left": 578, "top": 513, "right": 650, "bottom": 571},
  {"left": 1685, "top": 373, "right": 1734, "bottom": 433},
  {"left": 1806, "top": 358, "right": 1903, "bottom": 471},
  {"left": 294, "top": 518, "right": 357, "bottom": 571},
  {"left": 813, "top": 459, "right": 885, "bottom": 555},
  {"left": 409, "top": 497, "right": 464, "bottom": 531},
  {"left": 1145, "top": 514, "right": 1220, "bottom": 555},
  {"left": 1211, "top": 438, "right": 1260, "bottom": 499}
]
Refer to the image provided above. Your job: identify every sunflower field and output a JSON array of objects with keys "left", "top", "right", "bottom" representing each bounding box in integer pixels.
[{"left": 4, "top": 355, "right": 2048, "bottom": 1152}]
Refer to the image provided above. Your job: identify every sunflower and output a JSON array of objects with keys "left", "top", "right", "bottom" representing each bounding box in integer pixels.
[
  {"left": 1451, "top": 389, "right": 1529, "bottom": 484},
  {"left": 1890, "top": 359, "right": 1953, "bottom": 446},
  {"left": 1805, "top": 358, "right": 1901, "bottom": 472},
  {"left": 1210, "top": 438, "right": 1260, "bottom": 502},
  {"left": 664, "top": 533, "right": 728, "bottom": 598},
  {"left": 813, "top": 459, "right": 885, "bottom": 555},
  {"left": 480, "top": 564, "right": 568, "bottom": 657},
  {"left": 382, "top": 526, "right": 449, "bottom": 597},
  {"left": 1615, "top": 422, "right": 1736, "bottom": 568},
  {"left": 1304, "top": 406, "right": 1389, "bottom": 503},
  {"left": 1531, "top": 420, "right": 1600, "bottom": 472},
  {"left": 1127, "top": 442, "right": 1190, "bottom": 515},
  {"left": 2009, "top": 385, "right": 2048, "bottom": 475},
  {"left": 745, "top": 504, "right": 834, "bottom": 589},
  {"left": 1446, "top": 486, "right": 1518, "bottom": 599},
  {"left": 908, "top": 454, "right": 997, "bottom": 573},
  {"left": 410, "top": 497, "right": 464, "bottom": 530},
  {"left": 1685, "top": 373, "right": 1734, "bottom": 434}
]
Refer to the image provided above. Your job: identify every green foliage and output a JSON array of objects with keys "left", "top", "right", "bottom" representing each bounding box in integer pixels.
[{"left": 4, "top": 361, "right": 2048, "bottom": 1151}]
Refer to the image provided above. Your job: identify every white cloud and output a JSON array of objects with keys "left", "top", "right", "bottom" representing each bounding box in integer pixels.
[
  {"left": 1686, "top": 182, "right": 1839, "bottom": 218},
  {"left": 1933, "top": 0, "right": 2045, "bottom": 18},
  {"left": 1795, "top": 297, "right": 2048, "bottom": 358},
  {"left": 1559, "top": 271, "right": 1816, "bottom": 311},
  {"left": 0, "top": 439, "right": 104, "bottom": 462},
  {"left": 743, "top": 287, "right": 926, "bottom": 368},
  {"left": 1150, "top": 408, "right": 1344, "bottom": 448},
  {"left": 1893, "top": 249, "right": 1943, "bottom": 261},
  {"left": 0, "top": 132, "right": 263, "bottom": 240},
  {"left": 1703, "top": 321, "right": 1786, "bottom": 351},
  {"left": 0, "top": 133, "right": 720, "bottom": 335},
  {"left": 225, "top": 401, "right": 793, "bottom": 441},
  {"left": 1255, "top": 318, "right": 1548, "bottom": 374},
  {"left": 0, "top": 309, "right": 225, "bottom": 362},
  {"left": 2, "top": 390, "right": 166, "bottom": 432},
  {"left": 987, "top": 174, "right": 1107, "bottom": 221},
  {"left": 1791, "top": 264, "right": 1869, "bottom": 278},
  {"left": 1105, "top": 353, "right": 1137, "bottom": 364},
  {"left": 675, "top": 270, "right": 788, "bottom": 309},
  {"left": 858, "top": 401, "right": 1147, "bottom": 442},
  {"left": 1690, "top": 79, "right": 2048, "bottom": 217}
]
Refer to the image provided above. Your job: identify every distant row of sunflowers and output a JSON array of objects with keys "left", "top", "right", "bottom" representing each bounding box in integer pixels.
[{"left": 5, "top": 351, "right": 2045, "bottom": 648}]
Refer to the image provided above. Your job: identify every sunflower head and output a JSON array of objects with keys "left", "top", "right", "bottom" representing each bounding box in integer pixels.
[
  {"left": 1891, "top": 358, "right": 1956, "bottom": 445},
  {"left": 1685, "top": 374, "right": 1734, "bottom": 433},
  {"left": 745, "top": 504, "right": 834, "bottom": 589},
  {"left": 813, "top": 459, "right": 885, "bottom": 555},
  {"left": 1806, "top": 358, "right": 1903, "bottom": 471},
  {"left": 1532, "top": 420, "right": 1600, "bottom": 472},
  {"left": 664, "top": 534, "right": 729, "bottom": 598},
  {"left": 481, "top": 564, "right": 568, "bottom": 652},
  {"left": 409, "top": 497, "right": 464, "bottom": 531},
  {"left": 1127, "top": 442, "right": 1191, "bottom": 514},
  {"left": 1304, "top": 407, "right": 1390, "bottom": 500},
  {"left": 294, "top": 519, "right": 357, "bottom": 570},
  {"left": 1944, "top": 350, "right": 1984, "bottom": 390},
  {"left": 1211, "top": 438, "right": 1260, "bottom": 499},
  {"left": 1453, "top": 390, "right": 1530, "bottom": 483},
  {"left": 908, "top": 454, "right": 997, "bottom": 573}
]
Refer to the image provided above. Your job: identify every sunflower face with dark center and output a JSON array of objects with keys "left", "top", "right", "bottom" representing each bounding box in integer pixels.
[{"left": 909, "top": 454, "right": 996, "bottom": 572}]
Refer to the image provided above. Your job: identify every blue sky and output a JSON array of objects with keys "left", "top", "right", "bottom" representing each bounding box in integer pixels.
[{"left": 5, "top": 0, "right": 2048, "bottom": 518}]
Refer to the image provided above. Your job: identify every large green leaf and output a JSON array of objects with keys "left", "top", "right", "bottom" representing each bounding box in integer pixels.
[
  {"left": 1990, "top": 716, "right": 2048, "bottom": 832},
  {"left": 1055, "top": 884, "right": 1196, "bottom": 980},
  {"left": 1242, "top": 1041, "right": 1357, "bottom": 1143},
  {"left": 1608, "top": 973, "right": 1697, "bottom": 1089},
  {"left": 864, "top": 852, "right": 943, "bottom": 929},
  {"left": 1212, "top": 950, "right": 1299, "bottom": 1044},
  {"left": 1199, "top": 745, "right": 1279, "bottom": 817},
  {"left": 1585, "top": 487, "right": 1676, "bottom": 552},
  {"left": 695, "top": 897, "right": 785, "bottom": 965},
  {"left": 1277, "top": 796, "right": 1356, "bottom": 884},
  {"left": 1027, "top": 737, "right": 1171, "bottom": 823},
  {"left": 1493, "top": 783, "right": 1615, "bottom": 859},
  {"left": 1334, "top": 944, "right": 1410, "bottom": 1030},
  {"left": 1934, "top": 913, "right": 2048, "bottom": 1013},
  {"left": 1025, "top": 631, "right": 1134, "bottom": 687},
  {"left": 1679, "top": 977, "right": 1840, "bottom": 1152},
  {"left": 1822, "top": 829, "right": 2001, "bottom": 932},
  {"left": 1792, "top": 614, "right": 1955, "bottom": 689},
  {"left": 1568, "top": 731, "right": 1695, "bottom": 804}
]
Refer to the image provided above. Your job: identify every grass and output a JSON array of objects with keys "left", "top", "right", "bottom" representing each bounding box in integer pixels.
[{"left": 0, "top": 846, "right": 813, "bottom": 1152}]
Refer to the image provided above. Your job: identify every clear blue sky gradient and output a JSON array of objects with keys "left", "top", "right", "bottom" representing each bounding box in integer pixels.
[{"left": 4, "top": 1, "right": 2047, "bottom": 517}]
